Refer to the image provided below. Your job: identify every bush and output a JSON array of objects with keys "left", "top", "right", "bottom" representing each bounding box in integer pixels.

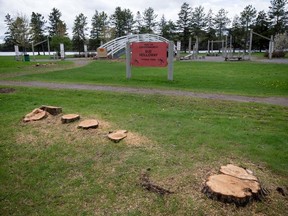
[{"left": 264, "top": 51, "right": 286, "bottom": 58}]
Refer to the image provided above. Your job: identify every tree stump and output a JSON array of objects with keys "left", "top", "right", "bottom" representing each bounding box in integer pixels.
[
  {"left": 108, "top": 130, "right": 128, "bottom": 142},
  {"left": 39, "top": 105, "right": 62, "bottom": 115},
  {"left": 23, "top": 108, "right": 48, "bottom": 122},
  {"left": 78, "top": 119, "right": 99, "bottom": 129},
  {"left": 202, "top": 164, "right": 266, "bottom": 206},
  {"left": 61, "top": 114, "right": 80, "bottom": 124}
]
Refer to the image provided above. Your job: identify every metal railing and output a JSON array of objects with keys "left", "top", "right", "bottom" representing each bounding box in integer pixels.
[{"left": 99, "top": 34, "right": 171, "bottom": 58}]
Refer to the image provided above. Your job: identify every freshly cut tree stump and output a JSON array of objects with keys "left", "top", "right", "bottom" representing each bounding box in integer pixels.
[
  {"left": 108, "top": 130, "right": 128, "bottom": 142},
  {"left": 23, "top": 108, "right": 48, "bottom": 122},
  {"left": 78, "top": 119, "right": 99, "bottom": 129},
  {"left": 220, "top": 164, "right": 258, "bottom": 181},
  {"left": 40, "top": 105, "right": 62, "bottom": 115},
  {"left": 61, "top": 114, "right": 80, "bottom": 124},
  {"left": 202, "top": 164, "right": 266, "bottom": 206}
]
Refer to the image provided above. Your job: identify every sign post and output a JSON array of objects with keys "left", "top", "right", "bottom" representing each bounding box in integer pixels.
[
  {"left": 60, "top": 43, "right": 65, "bottom": 60},
  {"left": 126, "top": 42, "right": 131, "bottom": 79},
  {"left": 84, "top": 44, "right": 88, "bottom": 58},
  {"left": 14, "top": 45, "right": 20, "bottom": 61},
  {"left": 168, "top": 41, "right": 174, "bottom": 81}
]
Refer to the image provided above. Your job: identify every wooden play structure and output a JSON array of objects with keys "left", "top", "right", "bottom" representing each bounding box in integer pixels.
[
  {"left": 248, "top": 30, "right": 274, "bottom": 60},
  {"left": 31, "top": 36, "right": 51, "bottom": 60}
]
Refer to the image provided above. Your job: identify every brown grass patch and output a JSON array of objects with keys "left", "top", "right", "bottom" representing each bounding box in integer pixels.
[{"left": 17, "top": 113, "right": 154, "bottom": 148}]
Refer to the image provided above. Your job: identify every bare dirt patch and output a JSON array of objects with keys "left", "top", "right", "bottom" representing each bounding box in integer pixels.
[{"left": 0, "top": 87, "right": 15, "bottom": 93}]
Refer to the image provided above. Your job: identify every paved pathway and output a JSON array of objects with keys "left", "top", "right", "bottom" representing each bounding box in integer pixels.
[{"left": 1, "top": 80, "right": 287, "bottom": 107}]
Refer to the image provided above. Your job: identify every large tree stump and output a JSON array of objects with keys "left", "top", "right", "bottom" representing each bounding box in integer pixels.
[
  {"left": 108, "top": 130, "right": 128, "bottom": 142},
  {"left": 202, "top": 164, "right": 267, "bottom": 206},
  {"left": 61, "top": 114, "right": 80, "bottom": 124},
  {"left": 78, "top": 119, "right": 99, "bottom": 129},
  {"left": 39, "top": 105, "right": 62, "bottom": 115},
  {"left": 220, "top": 164, "right": 258, "bottom": 181},
  {"left": 23, "top": 108, "right": 48, "bottom": 122}
]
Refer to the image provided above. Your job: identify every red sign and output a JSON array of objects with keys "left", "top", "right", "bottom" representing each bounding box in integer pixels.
[{"left": 131, "top": 42, "right": 168, "bottom": 67}]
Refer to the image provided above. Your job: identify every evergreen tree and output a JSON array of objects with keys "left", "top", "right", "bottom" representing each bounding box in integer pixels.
[
  {"left": 90, "top": 10, "right": 109, "bottom": 49},
  {"left": 230, "top": 15, "right": 244, "bottom": 51},
  {"left": 268, "top": 0, "right": 288, "bottom": 34},
  {"left": 3, "top": 13, "right": 14, "bottom": 51},
  {"left": 134, "top": 11, "right": 145, "bottom": 34},
  {"left": 177, "top": 2, "right": 192, "bottom": 52},
  {"left": 30, "top": 12, "right": 46, "bottom": 54},
  {"left": 110, "top": 7, "right": 134, "bottom": 38},
  {"left": 213, "top": 8, "right": 230, "bottom": 39},
  {"left": 142, "top": 7, "right": 158, "bottom": 33},
  {"left": 253, "top": 11, "right": 270, "bottom": 51},
  {"left": 158, "top": 15, "right": 176, "bottom": 40},
  {"left": 48, "top": 8, "right": 67, "bottom": 37},
  {"left": 191, "top": 6, "right": 207, "bottom": 38},
  {"left": 72, "top": 13, "right": 88, "bottom": 54},
  {"left": 240, "top": 5, "right": 257, "bottom": 52},
  {"left": 205, "top": 9, "right": 216, "bottom": 41}
]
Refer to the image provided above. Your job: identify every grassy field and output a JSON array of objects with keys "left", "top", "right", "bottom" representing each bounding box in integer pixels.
[
  {"left": 4, "top": 59, "right": 287, "bottom": 97},
  {"left": 0, "top": 56, "right": 73, "bottom": 77},
  {"left": 0, "top": 57, "right": 288, "bottom": 215}
]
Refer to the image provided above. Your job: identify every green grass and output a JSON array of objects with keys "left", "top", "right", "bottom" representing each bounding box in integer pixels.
[
  {"left": 0, "top": 56, "right": 73, "bottom": 76},
  {"left": 6, "top": 60, "right": 288, "bottom": 96},
  {"left": 0, "top": 86, "right": 287, "bottom": 215},
  {"left": 0, "top": 56, "right": 288, "bottom": 214}
]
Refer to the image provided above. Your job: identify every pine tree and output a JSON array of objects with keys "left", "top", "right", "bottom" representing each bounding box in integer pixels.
[
  {"left": 191, "top": 6, "right": 207, "bottom": 38},
  {"left": 110, "top": 7, "right": 134, "bottom": 38},
  {"left": 30, "top": 12, "right": 46, "bottom": 54},
  {"left": 142, "top": 7, "right": 158, "bottom": 34},
  {"left": 213, "top": 8, "right": 230, "bottom": 40},
  {"left": 158, "top": 15, "right": 176, "bottom": 40},
  {"left": 3, "top": 13, "right": 14, "bottom": 50},
  {"left": 205, "top": 9, "right": 216, "bottom": 42},
  {"left": 268, "top": 0, "right": 288, "bottom": 34},
  {"left": 177, "top": 2, "right": 192, "bottom": 52},
  {"left": 240, "top": 5, "right": 257, "bottom": 52},
  {"left": 48, "top": 8, "right": 67, "bottom": 37},
  {"left": 90, "top": 10, "right": 109, "bottom": 49},
  {"left": 72, "top": 13, "right": 88, "bottom": 54},
  {"left": 253, "top": 11, "right": 270, "bottom": 51}
]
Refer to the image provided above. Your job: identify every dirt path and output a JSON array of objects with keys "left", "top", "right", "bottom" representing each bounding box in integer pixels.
[{"left": 1, "top": 80, "right": 288, "bottom": 107}]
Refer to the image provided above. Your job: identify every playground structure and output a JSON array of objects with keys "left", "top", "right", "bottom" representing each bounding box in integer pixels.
[
  {"left": 98, "top": 34, "right": 172, "bottom": 58},
  {"left": 248, "top": 30, "right": 274, "bottom": 60},
  {"left": 182, "top": 30, "right": 274, "bottom": 61},
  {"left": 31, "top": 36, "right": 51, "bottom": 60},
  {"left": 208, "top": 36, "right": 246, "bottom": 61}
]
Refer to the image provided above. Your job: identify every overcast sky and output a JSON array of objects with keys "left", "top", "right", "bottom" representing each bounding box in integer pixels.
[{"left": 0, "top": 0, "right": 272, "bottom": 43}]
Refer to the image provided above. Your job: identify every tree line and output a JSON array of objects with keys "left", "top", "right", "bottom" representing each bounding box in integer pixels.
[{"left": 1, "top": 0, "right": 288, "bottom": 54}]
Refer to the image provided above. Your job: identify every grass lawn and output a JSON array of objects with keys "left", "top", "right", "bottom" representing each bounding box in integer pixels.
[
  {"left": 0, "top": 86, "right": 287, "bottom": 215},
  {"left": 0, "top": 56, "right": 73, "bottom": 77},
  {"left": 1, "top": 56, "right": 287, "bottom": 215},
  {"left": 5, "top": 59, "right": 288, "bottom": 97}
]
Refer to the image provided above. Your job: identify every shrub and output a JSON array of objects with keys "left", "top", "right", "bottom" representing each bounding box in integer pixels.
[{"left": 264, "top": 51, "right": 286, "bottom": 58}]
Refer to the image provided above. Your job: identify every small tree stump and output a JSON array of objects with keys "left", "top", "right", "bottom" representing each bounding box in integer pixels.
[
  {"left": 202, "top": 164, "right": 266, "bottom": 206},
  {"left": 78, "top": 119, "right": 99, "bottom": 129},
  {"left": 40, "top": 105, "right": 62, "bottom": 115},
  {"left": 61, "top": 114, "right": 80, "bottom": 124},
  {"left": 108, "top": 130, "right": 128, "bottom": 142},
  {"left": 23, "top": 108, "right": 48, "bottom": 122}
]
